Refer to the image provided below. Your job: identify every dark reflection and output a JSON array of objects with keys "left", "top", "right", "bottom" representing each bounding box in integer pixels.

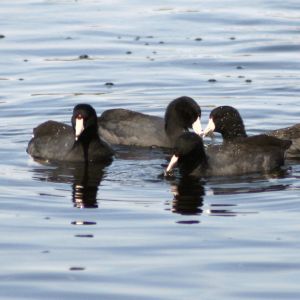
[
  {"left": 71, "top": 221, "right": 97, "bottom": 225},
  {"left": 114, "top": 144, "right": 170, "bottom": 160},
  {"left": 71, "top": 163, "right": 104, "bottom": 208},
  {"left": 165, "top": 168, "right": 292, "bottom": 218},
  {"left": 206, "top": 205, "right": 239, "bottom": 217},
  {"left": 31, "top": 159, "right": 111, "bottom": 208},
  {"left": 212, "top": 184, "right": 289, "bottom": 195},
  {"left": 168, "top": 177, "right": 205, "bottom": 215},
  {"left": 208, "top": 168, "right": 291, "bottom": 195}
]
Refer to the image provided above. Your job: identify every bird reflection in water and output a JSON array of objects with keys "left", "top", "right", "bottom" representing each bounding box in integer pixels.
[
  {"left": 31, "top": 159, "right": 111, "bottom": 208},
  {"left": 168, "top": 177, "right": 205, "bottom": 215},
  {"left": 166, "top": 167, "right": 291, "bottom": 218},
  {"left": 71, "top": 163, "right": 107, "bottom": 208}
]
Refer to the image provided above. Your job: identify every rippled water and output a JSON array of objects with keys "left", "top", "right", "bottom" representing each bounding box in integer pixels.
[{"left": 1, "top": 0, "right": 300, "bottom": 299}]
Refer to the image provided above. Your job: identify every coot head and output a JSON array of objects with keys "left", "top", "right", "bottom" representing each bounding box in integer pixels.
[
  {"left": 165, "top": 132, "right": 208, "bottom": 176},
  {"left": 164, "top": 96, "right": 203, "bottom": 144},
  {"left": 72, "top": 104, "right": 98, "bottom": 141},
  {"left": 204, "top": 106, "right": 247, "bottom": 140}
]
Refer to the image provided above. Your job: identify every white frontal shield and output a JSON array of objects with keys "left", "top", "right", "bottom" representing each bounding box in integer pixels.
[
  {"left": 75, "top": 118, "right": 84, "bottom": 141},
  {"left": 165, "top": 155, "right": 179, "bottom": 174},
  {"left": 203, "top": 118, "right": 215, "bottom": 137},
  {"left": 192, "top": 117, "right": 203, "bottom": 136}
]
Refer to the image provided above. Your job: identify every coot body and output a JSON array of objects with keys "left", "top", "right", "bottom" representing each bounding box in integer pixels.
[
  {"left": 165, "top": 132, "right": 291, "bottom": 177},
  {"left": 267, "top": 124, "right": 300, "bottom": 158},
  {"left": 98, "top": 96, "right": 202, "bottom": 148},
  {"left": 27, "top": 104, "right": 114, "bottom": 163}
]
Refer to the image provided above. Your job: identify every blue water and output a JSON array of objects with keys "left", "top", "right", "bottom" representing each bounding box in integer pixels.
[{"left": 1, "top": 0, "right": 300, "bottom": 299}]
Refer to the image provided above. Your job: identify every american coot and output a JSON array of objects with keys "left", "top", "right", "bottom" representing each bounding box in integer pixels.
[
  {"left": 266, "top": 124, "right": 300, "bottom": 158},
  {"left": 27, "top": 104, "right": 114, "bottom": 163},
  {"left": 203, "top": 105, "right": 297, "bottom": 158},
  {"left": 165, "top": 132, "right": 291, "bottom": 177},
  {"left": 98, "top": 96, "right": 202, "bottom": 148}
]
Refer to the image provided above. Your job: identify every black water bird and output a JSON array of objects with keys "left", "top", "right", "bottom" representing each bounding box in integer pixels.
[
  {"left": 165, "top": 132, "right": 291, "bottom": 177},
  {"left": 98, "top": 96, "right": 203, "bottom": 148},
  {"left": 27, "top": 104, "right": 114, "bottom": 163},
  {"left": 203, "top": 105, "right": 296, "bottom": 158}
]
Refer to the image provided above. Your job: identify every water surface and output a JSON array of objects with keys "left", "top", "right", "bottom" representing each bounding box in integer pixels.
[{"left": 1, "top": 0, "right": 300, "bottom": 299}]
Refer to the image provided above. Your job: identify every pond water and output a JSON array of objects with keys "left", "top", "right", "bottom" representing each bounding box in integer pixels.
[{"left": 1, "top": 0, "right": 300, "bottom": 299}]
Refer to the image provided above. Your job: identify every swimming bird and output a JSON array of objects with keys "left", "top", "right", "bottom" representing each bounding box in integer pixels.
[
  {"left": 203, "top": 105, "right": 296, "bottom": 158},
  {"left": 27, "top": 104, "right": 114, "bottom": 163},
  {"left": 98, "top": 96, "right": 202, "bottom": 148},
  {"left": 266, "top": 124, "right": 300, "bottom": 159},
  {"left": 165, "top": 132, "right": 291, "bottom": 177}
]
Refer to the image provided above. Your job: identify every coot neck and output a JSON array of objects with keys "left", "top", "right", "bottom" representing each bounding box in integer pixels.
[
  {"left": 178, "top": 144, "right": 208, "bottom": 176},
  {"left": 76, "top": 125, "right": 99, "bottom": 163},
  {"left": 221, "top": 125, "right": 247, "bottom": 140},
  {"left": 222, "top": 131, "right": 248, "bottom": 140},
  {"left": 165, "top": 119, "right": 187, "bottom": 146}
]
